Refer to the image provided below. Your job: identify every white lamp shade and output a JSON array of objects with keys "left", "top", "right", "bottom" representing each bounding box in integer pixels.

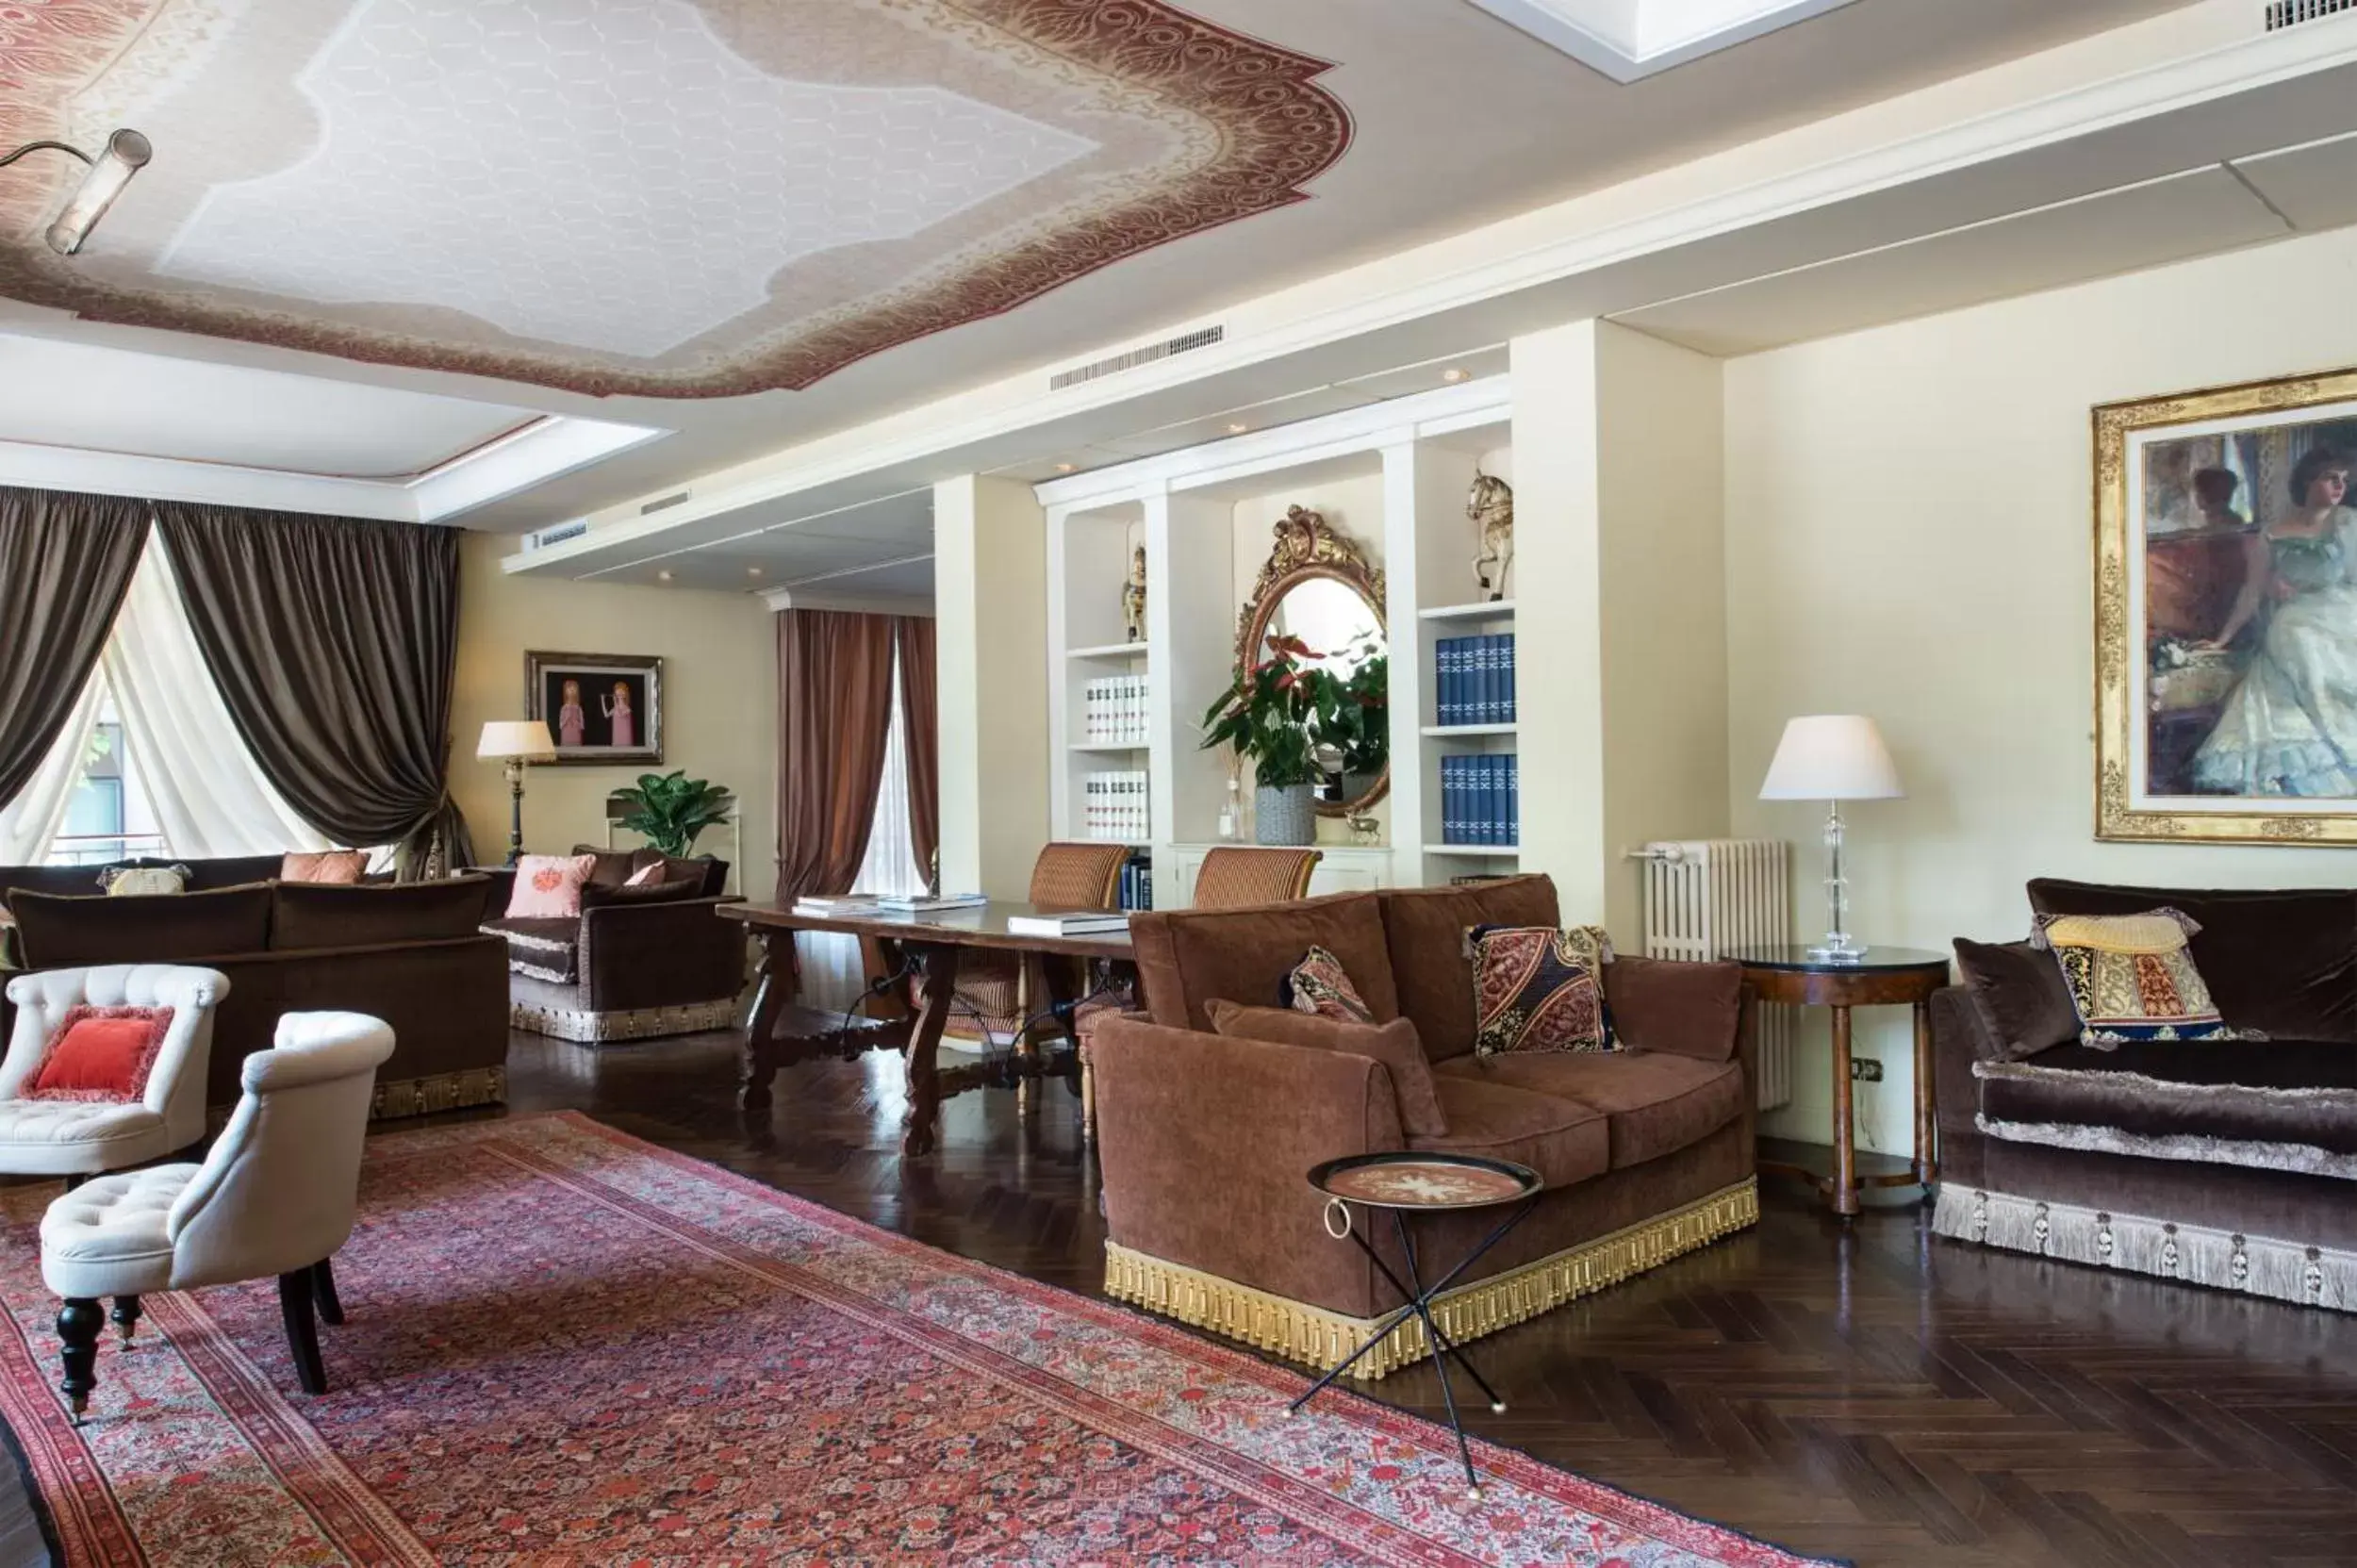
[
  {"left": 1758, "top": 715, "right": 1903, "bottom": 801},
  {"left": 477, "top": 719, "right": 557, "bottom": 763}
]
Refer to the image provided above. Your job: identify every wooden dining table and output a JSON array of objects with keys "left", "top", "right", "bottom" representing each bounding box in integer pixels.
[{"left": 717, "top": 900, "right": 1135, "bottom": 1156}]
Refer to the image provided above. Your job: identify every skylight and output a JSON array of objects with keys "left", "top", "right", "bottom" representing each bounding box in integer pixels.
[{"left": 1462, "top": 0, "right": 1859, "bottom": 81}]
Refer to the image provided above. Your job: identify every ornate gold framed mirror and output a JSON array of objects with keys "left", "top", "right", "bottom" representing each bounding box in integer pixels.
[{"left": 1233, "top": 505, "right": 1390, "bottom": 817}]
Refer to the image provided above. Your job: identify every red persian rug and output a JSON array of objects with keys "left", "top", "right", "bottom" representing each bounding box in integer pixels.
[{"left": 0, "top": 1114, "right": 1836, "bottom": 1566}]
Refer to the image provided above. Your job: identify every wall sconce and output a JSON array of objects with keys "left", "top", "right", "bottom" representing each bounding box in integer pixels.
[{"left": 0, "top": 130, "right": 153, "bottom": 256}]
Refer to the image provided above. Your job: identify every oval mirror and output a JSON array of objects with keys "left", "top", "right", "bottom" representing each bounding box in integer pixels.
[{"left": 1234, "top": 506, "right": 1390, "bottom": 817}]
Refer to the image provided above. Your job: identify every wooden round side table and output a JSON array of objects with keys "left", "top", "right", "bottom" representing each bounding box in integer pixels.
[{"left": 1732, "top": 946, "right": 1950, "bottom": 1218}]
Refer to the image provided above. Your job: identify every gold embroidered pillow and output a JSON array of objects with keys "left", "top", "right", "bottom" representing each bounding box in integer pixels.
[
  {"left": 1470, "top": 923, "right": 1615, "bottom": 1056},
  {"left": 2032, "top": 909, "right": 2236, "bottom": 1047},
  {"left": 1282, "top": 945, "right": 1376, "bottom": 1025}
]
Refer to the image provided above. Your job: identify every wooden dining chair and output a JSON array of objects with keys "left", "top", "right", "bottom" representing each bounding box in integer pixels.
[
  {"left": 1191, "top": 847, "right": 1324, "bottom": 909},
  {"left": 919, "top": 842, "right": 1129, "bottom": 1048}
]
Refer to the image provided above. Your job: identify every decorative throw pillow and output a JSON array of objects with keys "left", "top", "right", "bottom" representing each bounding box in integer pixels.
[
  {"left": 280, "top": 850, "right": 369, "bottom": 885},
  {"left": 503, "top": 854, "right": 599, "bottom": 919},
  {"left": 1470, "top": 923, "right": 1615, "bottom": 1056},
  {"left": 1207, "top": 1000, "right": 1448, "bottom": 1137},
  {"left": 2032, "top": 909, "right": 2238, "bottom": 1047},
  {"left": 98, "top": 865, "right": 190, "bottom": 897},
  {"left": 1952, "top": 936, "right": 2080, "bottom": 1061},
  {"left": 25, "top": 1005, "right": 173, "bottom": 1102},
  {"left": 623, "top": 862, "right": 665, "bottom": 888},
  {"left": 1281, "top": 945, "right": 1376, "bottom": 1025}
]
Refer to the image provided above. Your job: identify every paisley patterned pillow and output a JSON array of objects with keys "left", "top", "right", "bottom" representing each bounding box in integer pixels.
[
  {"left": 2032, "top": 908, "right": 2238, "bottom": 1048},
  {"left": 1470, "top": 923, "right": 1616, "bottom": 1056},
  {"left": 1281, "top": 945, "right": 1376, "bottom": 1025}
]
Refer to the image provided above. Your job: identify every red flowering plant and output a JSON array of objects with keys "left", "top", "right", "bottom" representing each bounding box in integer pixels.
[{"left": 1199, "top": 633, "right": 1343, "bottom": 788}]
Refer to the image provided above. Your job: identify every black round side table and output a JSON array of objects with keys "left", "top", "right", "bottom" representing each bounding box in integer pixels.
[{"left": 1291, "top": 1151, "right": 1543, "bottom": 1499}]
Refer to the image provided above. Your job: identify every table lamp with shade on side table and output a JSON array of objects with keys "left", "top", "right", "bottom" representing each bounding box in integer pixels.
[
  {"left": 1757, "top": 714, "right": 1903, "bottom": 962},
  {"left": 477, "top": 720, "right": 558, "bottom": 867}
]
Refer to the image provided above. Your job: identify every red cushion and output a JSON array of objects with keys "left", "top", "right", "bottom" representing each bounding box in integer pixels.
[{"left": 27, "top": 1005, "right": 173, "bottom": 1102}]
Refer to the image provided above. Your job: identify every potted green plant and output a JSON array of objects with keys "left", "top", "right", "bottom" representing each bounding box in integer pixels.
[
  {"left": 1200, "top": 635, "right": 1331, "bottom": 845},
  {"left": 609, "top": 771, "right": 735, "bottom": 858},
  {"left": 1325, "top": 645, "right": 1389, "bottom": 800}
]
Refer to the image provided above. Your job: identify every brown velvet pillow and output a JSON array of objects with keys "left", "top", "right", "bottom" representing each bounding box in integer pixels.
[
  {"left": 1376, "top": 875, "right": 1561, "bottom": 1062},
  {"left": 1952, "top": 936, "right": 2077, "bottom": 1061},
  {"left": 270, "top": 875, "right": 493, "bottom": 951},
  {"left": 1604, "top": 954, "right": 1744, "bottom": 1063},
  {"left": 8, "top": 883, "right": 272, "bottom": 967},
  {"left": 1206, "top": 999, "right": 1447, "bottom": 1137}
]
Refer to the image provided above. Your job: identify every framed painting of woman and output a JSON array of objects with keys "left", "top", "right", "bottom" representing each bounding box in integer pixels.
[
  {"left": 2096, "top": 365, "right": 2357, "bottom": 842},
  {"left": 524, "top": 651, "right": 663, "bottom": 766}
]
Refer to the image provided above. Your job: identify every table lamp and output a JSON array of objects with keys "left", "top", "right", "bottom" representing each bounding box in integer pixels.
[
  {"left": 477, "top": 720, "right": 558, "bottom": 867},
  {"left": 1758, "top": 715, "right": 1903, "bottom": 964}
]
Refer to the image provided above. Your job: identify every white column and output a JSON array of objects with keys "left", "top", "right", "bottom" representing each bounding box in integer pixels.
[
  {"left": 934, "top": 474, "right": 1049, "bottom": 899},
  {"left": 1146, "top": 488, "right": 1234, "bottom": 865}
]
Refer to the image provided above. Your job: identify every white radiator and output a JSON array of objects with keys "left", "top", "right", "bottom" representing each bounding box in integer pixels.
[{"left": 1637, "top": 839, "right": 1793, "bottom": 1112}]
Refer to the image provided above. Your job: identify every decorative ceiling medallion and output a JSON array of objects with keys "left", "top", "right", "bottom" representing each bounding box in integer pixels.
[{"left": 0, "top": 0, "right": 1350, "bottom": 398}]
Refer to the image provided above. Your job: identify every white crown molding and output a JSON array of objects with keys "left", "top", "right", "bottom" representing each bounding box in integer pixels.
[
  {"left": 1462, "top": 0, "right": 1860, "bottom": 84},
  {"left": 759, "top": 584, "right": 934, "bottom": 616},
  {"left": 509, "top": 2, "right": 2317, "bottom": 574},
  {"left": 0, "top": 411, "right": 665, "bottom": 524}
]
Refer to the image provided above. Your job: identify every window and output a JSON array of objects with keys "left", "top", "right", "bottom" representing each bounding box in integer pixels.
[{"left": 50, "top": 699, "right": 163, "bottom": 867}]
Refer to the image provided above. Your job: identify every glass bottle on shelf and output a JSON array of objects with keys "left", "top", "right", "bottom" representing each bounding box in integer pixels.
[{"left": 1217, "top": 776, "right": 1240, "bottom": 841}]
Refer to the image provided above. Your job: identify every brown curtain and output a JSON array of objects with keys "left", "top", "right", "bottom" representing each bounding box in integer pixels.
[
  {"left": 0, "top": 487, "right": 149, "bottom": 809},
  {"left": 893, "top": 616, "right": 938, "bottom": 891},
  {"left": 152, "top": 503, "right": 473, "bottom": 878},
  {"left": 775, "top": 609, "right": 896, "bottom": 899}
]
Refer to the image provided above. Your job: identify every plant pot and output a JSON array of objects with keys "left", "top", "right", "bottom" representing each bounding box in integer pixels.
[{"left": 1255, "top": 784, "right": 1317, "bottom": 846}]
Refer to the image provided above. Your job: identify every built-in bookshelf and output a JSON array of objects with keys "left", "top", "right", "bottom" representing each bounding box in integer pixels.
[{"left": 1037, "top": 374, "right": 1517, "bottom": 904}]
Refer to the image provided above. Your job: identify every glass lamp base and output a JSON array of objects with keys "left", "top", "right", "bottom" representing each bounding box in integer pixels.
[{"left": 1807, "top": 936, "right": 1869, "bottom": 964}]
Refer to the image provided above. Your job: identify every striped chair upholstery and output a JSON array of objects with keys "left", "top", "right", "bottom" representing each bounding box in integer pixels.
[
  {"left": 1192, "top": 847, "right": 1323, "bottom": 909},
  {"left": 944, "top": 843, "right": 1129, "bottom": 1045}
]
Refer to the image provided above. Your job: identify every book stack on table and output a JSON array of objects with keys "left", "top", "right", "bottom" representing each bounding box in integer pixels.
[{"left": 1433, "top": 634, "right": 1516, "bottom": 726}]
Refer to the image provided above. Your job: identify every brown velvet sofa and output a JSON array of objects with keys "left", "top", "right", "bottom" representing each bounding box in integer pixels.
[
  {"left": 2, "top": 873, "right": 507, "bottom": 1120},
  {"left": 1092, "top": 875, "right": 1758, "bottom": 1378},
  {"left": 477, "top": 849, "right": 747, "bottom": 1044},
  {"left": 1932, "top": 878, "right": 2357, "bottom": 1313}
]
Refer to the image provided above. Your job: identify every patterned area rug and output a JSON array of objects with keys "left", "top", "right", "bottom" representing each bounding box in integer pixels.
[{"left": 0, "top": 1114, "right": 1835, "bottom": 1566}]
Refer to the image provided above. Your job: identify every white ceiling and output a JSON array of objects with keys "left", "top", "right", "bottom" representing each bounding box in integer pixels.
[
  {"left": 0, "top": 0, "right": 2192, "bottom": 537},
  {"left": 1464, "top": 0, "right": 1862, "bottom": 81}
]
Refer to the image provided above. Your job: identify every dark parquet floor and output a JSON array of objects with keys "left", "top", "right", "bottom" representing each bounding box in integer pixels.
[{"left": 8, "top": 1028, "right": 2357, "bottom": 1566}]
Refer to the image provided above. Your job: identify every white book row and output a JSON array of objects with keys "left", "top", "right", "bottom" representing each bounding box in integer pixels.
[
  {"left": 1083, "top": 675, "right": 1150, "bottom": 746},
  {"left": 1084, "top": 770, "right": 1150, "bottom": 843}
]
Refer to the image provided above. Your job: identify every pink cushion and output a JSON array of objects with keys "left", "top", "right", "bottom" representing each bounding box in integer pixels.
[
  {"left": 623, "top": 862, "right": 664, "bottom": 888},
  {"left": 504, "top": 854, "right": 598, "bottom": 918},
  {"left": 281, "top": 850, "right": 369, "bottom": 884},
  {"left": 26, "top": 1006, "right": 173, "bottom": 1102}
]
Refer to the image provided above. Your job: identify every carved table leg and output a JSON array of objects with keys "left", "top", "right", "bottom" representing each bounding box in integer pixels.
[
  {"left": 739, "top": 928, "right": 797, "bottom": 1110},
  {"left": 901, "top": 943, "right": 960, "bottom": 1157},
  {"left": 1829, "top": 1004, "right": 1860, "bottom": 1218},
  {"left": 1913, "top": 999, "right": 1937, "bottom": 1189}
]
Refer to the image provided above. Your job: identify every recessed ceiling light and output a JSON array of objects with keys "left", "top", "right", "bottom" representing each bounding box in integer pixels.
[
  {"left": 747, "top": 566, "right": 764, "bottom": 577},
  {"left": 1055, "top": 462, "right": 1076, "bottom": 473},
  {"left": 1226, "top": 421, "right": 1248, "bottom": 434},
  {"left": 1442, "top": 368, "right": 1468, "bottom": 384},
  {"left": 657, "top": 569, "right": 673, "bottom": 582}
]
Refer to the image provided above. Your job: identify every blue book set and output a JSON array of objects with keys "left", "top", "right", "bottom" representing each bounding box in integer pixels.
[
  {"left": 1433, "top": 633, "right": 1516, "bottom": 726},
  {"left": 1440, "top": 753, "right": 1518, "bottom": 847}
]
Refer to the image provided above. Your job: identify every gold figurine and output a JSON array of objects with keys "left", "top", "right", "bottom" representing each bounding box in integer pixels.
[{"left": 1468, "top": 470, "right": 1513, "bottom": 602}]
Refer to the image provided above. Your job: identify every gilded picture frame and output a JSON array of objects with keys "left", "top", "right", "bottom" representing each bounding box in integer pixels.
[
  {"left": 524, "top": 651, "right": 664, "bottom": 767},
  {"left": 2095, "top": 364, "right": 2357, "bottom": 843}
]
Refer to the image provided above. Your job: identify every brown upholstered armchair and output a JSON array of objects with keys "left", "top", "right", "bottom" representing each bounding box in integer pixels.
[{"left": 479, "top": 850, "right": 747, "bottom": 1044}]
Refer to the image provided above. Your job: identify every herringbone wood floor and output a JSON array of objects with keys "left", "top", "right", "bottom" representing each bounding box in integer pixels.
[
  {"left": 492, "top": 1029, "right": 2357, "bottom": 1568},
  {"left": 5, "top": 1028, "right": 2352, "bottom": 1566}
]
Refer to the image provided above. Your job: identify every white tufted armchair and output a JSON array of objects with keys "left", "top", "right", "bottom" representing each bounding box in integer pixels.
[
  {"left": 40, "top": 1011, "right": 394, "bottom": 1421},
  {"left": 0, "top": 966, "right": 225, "bottom": 1178}
]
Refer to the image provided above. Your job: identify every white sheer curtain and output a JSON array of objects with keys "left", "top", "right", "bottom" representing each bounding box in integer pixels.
[
  {"left": 0, "top": 673, "right": 103, "bottom": 865},
  {"left": 800, "top": 657, "right": 926, "bottom": 1010},
  {"left": 101, "top": 527, "right": 331, "bottom": 858}
]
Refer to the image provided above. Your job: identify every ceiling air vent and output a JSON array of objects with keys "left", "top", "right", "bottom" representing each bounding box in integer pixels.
[
  {"left": 2269, "top": 0, "right": 2356, "bottom": 27},
  {"left": 639, "top": 489, "right": 691, "bottom": 516},
  {"left": 527, "top": 519, "right": 587, "bottom": 550},
  {"left": 1049, "top": 325, "right": 1224, "bottom": 391}
]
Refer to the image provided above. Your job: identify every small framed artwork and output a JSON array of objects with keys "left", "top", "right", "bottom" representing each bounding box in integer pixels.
[
  {"left": 525, "top": 651, "right": 663, "bottom": 767},
  {"left": 2095, "top": 364, "right": 2357, "bottom": 843}
]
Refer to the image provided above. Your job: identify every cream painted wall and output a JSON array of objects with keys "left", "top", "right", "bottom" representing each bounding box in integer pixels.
[
  {"left": 1723, "top": 223, "right": 2357, "bottom": 1150},
  {"left": 451, "top": 533, "right": 778, "bottom": 900}
]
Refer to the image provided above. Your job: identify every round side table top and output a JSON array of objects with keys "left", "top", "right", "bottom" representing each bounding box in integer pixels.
[
  {"left": 1308, "top": 1152, "right": 1542, "bottom": 1211},
  {"left": 1728, "top": 945, "right": 1949, "bottom": 976}
]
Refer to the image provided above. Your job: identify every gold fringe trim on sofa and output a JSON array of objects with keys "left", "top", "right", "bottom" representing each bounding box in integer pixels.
[
  {"left": 1104, "top": 1177, "right": 1759, "bottom": 1379},
  {"left": 371, "top": 1066, "right": 507, "bottom": 1121},
  {"left": 509, "top": 998, "right": 740, "bottom": 1044}
]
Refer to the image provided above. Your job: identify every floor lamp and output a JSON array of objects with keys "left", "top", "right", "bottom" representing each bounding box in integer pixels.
[{"left": 477, "top": 720, "right": 558, "bottom": 867}]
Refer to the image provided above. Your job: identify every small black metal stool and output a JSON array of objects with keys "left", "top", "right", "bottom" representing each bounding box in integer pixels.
[{"left": 1291, "top": 1151, "right": 1543, "bottom": 1499}]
